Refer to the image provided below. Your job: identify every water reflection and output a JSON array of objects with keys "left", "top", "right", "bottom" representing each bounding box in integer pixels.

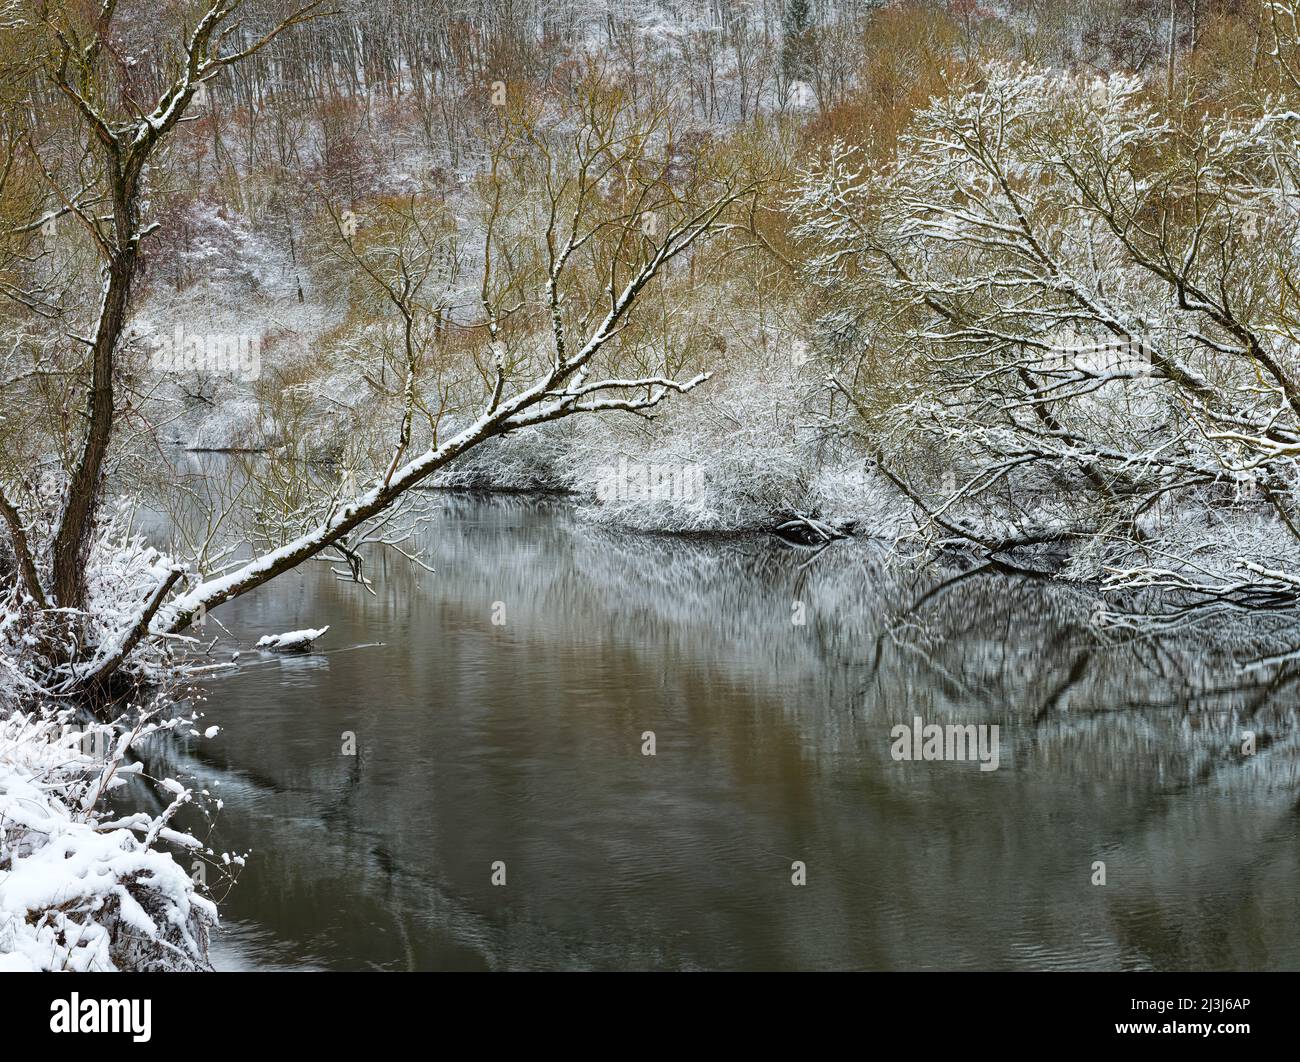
[{"left": 138, "top": 494, "right": 1300, "bottom": 970}]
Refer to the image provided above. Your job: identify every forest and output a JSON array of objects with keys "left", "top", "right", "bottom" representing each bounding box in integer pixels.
[{"left": 2, "top": 0, "right": 1299, "bottom": 974}]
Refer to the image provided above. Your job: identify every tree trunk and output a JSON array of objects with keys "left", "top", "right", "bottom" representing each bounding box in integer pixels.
[{"left": 50, "top": 167, "right": 140, "bottom": 608}]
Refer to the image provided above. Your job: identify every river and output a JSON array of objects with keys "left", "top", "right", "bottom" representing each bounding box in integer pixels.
[{"left": 134, "top": 493, "right": 1300, "bottom": 970}]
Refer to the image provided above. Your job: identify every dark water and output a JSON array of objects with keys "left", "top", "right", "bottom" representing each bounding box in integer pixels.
[{"left": 142, "top": 494, "right": 1300, "bottom": 971}]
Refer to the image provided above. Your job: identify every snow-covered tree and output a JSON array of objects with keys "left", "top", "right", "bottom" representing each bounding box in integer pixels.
[{"left": 792, "top": 58, "right": 1300, "bottom": 597}]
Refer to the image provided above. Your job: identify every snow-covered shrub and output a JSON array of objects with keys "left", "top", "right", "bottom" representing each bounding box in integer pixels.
[
  {"left": 429, "top": 420, "right": 576, "bottom": 493},
  {"left": 0, "top": 508, "right": 234, "bottom": 972},
  {"left": 805, "top": 457, "right": 912, "bottom": 538},
  {"left": 77, "top": 520, "right": 190, "bottom": 689},
  {"left": 150, "top": 198, "right": 274, "bottom": 295},
  {"left": 0, "top": 704, "right": 217, "bottom": 972},
  {"left": 557, "top": 356, "right": 844, "bottom": 532}
]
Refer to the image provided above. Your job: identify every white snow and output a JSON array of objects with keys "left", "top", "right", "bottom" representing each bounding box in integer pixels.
[
  {"left": 0, "top": 709, "right": 216, "bottom": 971},
  {"left": 255, "top": 625, "right": 330, "bottom": 651}
]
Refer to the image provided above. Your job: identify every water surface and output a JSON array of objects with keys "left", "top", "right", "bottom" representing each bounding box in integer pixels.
[{"left": 142, "top": 495, "right": 1300, "bottom": 970}]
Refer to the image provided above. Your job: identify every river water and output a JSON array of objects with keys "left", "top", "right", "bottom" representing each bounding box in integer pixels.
[{"left": 139, "top": 493, "right": 1300, "bottom": 970}]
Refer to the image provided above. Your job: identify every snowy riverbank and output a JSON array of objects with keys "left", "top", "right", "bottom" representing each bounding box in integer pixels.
[{"left": 0, "top": 705, "right": 218, "bottom": 971}]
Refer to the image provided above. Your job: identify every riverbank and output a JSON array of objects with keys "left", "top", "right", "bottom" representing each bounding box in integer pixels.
[{"left": 0, "top": 704, "right": 216, "bottom": 971}]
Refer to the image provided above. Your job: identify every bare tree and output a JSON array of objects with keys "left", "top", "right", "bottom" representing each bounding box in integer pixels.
[{"left": 5, "top": 0, "right": 325, "bottom": 612}]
